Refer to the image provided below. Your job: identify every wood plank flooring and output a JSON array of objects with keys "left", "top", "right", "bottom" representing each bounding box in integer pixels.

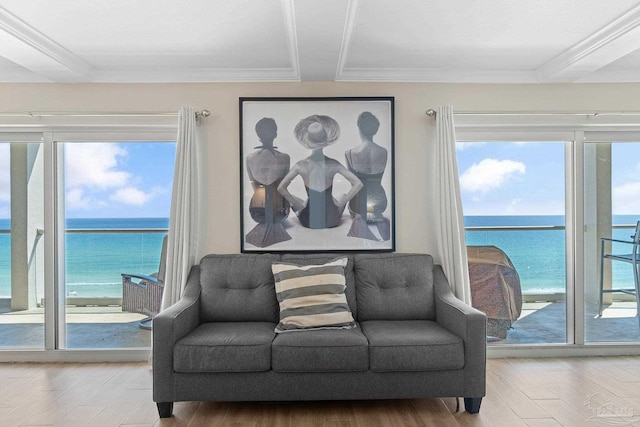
[{"left": 1, "top": 357, "right": 640, "bottom": 426}]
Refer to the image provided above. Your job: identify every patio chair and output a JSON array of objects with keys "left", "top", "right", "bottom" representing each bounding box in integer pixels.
[
  {"left": 122, "top": 234, "right": 168, "bottom": 329},
  {"left": 599, "top": 221, "right": 640, "bottom": 326}
]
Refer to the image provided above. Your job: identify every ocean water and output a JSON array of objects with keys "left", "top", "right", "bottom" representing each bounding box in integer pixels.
[
  {"left": 465, "top": 215, "right": 638, "bottom": 294},
  {"left": 0, "top": 218, "right": 168, "bottom": 298},
  {"left": 0, "top": 215, "right": 638, "bottom": 297}
]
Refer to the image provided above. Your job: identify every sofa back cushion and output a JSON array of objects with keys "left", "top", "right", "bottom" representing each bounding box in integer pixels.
[
  {"left": 199, "top": 253, "right": 279, "bottom": 323},
  {"left": 354, "top": 253, "right": 435, "bottom": 321},
  {"left": 280, "top": 254, "right": 358, "bottom": 319}
]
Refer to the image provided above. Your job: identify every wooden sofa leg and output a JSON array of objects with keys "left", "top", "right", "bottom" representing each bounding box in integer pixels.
[
  {"left": 464, "top": 397, "right": 482, "bottom": 414},
  {"left": 157, "top": 402, "right": 173, "bottom": 418}
]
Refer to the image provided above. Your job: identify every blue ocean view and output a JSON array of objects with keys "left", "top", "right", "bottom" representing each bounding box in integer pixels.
[
  {"left": 0, "top": 215, "right": 638, "bottom": 297},
  {"left": 465, "top": 215, "right": 567, "bottom": 294},
  {"left": 0, "top": 218, "right": 168, "bottom": 298},
  {"left": 465, "top": 215, "right": 638, "bottom": 294}
]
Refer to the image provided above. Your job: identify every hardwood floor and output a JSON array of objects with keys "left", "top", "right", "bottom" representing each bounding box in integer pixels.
[{"left": 1, "top": 357, "right": 640, "bottom": 426}]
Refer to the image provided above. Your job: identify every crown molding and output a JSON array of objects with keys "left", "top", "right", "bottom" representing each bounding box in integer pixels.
[
  {"left": 335, "top": 0, "right": 360, "bottom": 81},
  {"left": 337, "top": 67, "right": 539, "bottom": 83},
  {"left": 576, "top": 68, "right": 640, "bottom": 83},
  {"left": 0, "top": 5, "right": 94, "bottom": 81},
  {"left": 537, "top": 4, "right": 640, "bottom": 82},
  {"left": 90, "top": 67, "right": 301, "bottom": 83},
  {"left": 281, "top": 0, "right": 301, "bottom": 81}
]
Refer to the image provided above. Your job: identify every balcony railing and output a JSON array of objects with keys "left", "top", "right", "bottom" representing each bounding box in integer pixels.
[
  {"left": 65, "top": 228, "right": 168, "bottom": 234},
  {"left": 3, "top": 223, "right": 636, "bottom": 304},
  {"left": 0, "top": 226, "right": 168, "bottom": 306}
]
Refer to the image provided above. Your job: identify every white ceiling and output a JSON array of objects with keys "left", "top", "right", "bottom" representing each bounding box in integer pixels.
[{"left": 2, "top": 0, "right": 640, "bottom": 83}]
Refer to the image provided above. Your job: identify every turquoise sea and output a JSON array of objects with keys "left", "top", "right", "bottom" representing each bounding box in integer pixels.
[
  {"left": 465, "top": 215, "right": 638, "bottom": 294},
  {"left": 0, "top": 215, "right": 638, "bottom": 297},
  {"left": 0, "top": 218, "right": 168, "bottom": 298}
]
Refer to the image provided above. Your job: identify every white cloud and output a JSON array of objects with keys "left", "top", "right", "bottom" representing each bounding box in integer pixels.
[
  {"left": 66, "top": 188, "right": 88, "bottom": 210},
  {"left": 110, "top": 186, "right": 152, "bottom": 206},
  {"left": 613, "top": 182, "right": 640, "bottom": 214},
  {"left": 65, "top": 143, "right": 129, "bottom": 189},
  {"left": 0, "top": 144, "right": 9, "bottom": 202},
  {"left": 64, "top": 143, "right": 158, "bottom": 211},
  {"left": 460, "top": 158, "right": 526, "bottom": 193}
]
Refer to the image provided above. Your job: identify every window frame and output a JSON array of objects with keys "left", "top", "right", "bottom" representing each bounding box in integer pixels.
[
  {"left": 0, "top": 122, "right": 176, "bottom": 362},
  {"left": 456, "top": 116, "right": 640, "bottom": 358}
]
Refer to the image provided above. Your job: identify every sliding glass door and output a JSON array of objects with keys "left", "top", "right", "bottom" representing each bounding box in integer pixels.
[
  {"left": 61, "top": 141, "right": 176, "bottom": 349},
  {"left": 457, "top": 128, "right": 640, "bottom": 349},
  {"left": 457, "top": 140, "right": 569, "bottom": 345},
  {"left": 583, "top": 140, "right": 640, "bottom": 343},
  {"left": 0, "top": 131, "right": 175, "bottom": 353}
]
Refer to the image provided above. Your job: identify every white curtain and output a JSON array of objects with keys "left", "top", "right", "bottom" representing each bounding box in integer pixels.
[
  {"left": 433, "top": 105, "right": 472, "bottom": 303},
  {"left": 162, "top": 106, "right": 201, "bottom": 310}
]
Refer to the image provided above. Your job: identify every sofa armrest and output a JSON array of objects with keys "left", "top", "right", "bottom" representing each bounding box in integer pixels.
[
  {"left": 153, "top": 265, "right": 201, "bottom": 402},
  {"left": 433, "top": 265, "right": 486, "bottom": 398}
]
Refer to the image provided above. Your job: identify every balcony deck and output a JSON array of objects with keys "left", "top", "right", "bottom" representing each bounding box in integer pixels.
[
  {"left": 0, "top": 300, "right": 637, "bottom": 349},
  {"left": 0, "top": 305, "right": 150, "bottom": 348},
  {"left": 499, "top": 301, "right": 640, "bottom": 344}
]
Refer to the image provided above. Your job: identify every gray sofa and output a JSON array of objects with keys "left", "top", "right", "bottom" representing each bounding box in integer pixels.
[{"left": 153, "top": 253, "right": 486, "bottom": 418}]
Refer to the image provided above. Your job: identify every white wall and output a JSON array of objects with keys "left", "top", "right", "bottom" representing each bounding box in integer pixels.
[{"left": 3, "top": 82, "right": 640, "bottom": 261}]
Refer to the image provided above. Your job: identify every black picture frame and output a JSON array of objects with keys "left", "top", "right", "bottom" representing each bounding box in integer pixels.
[{"left": 240, "top": 97, "right": 395, "bottom": 252}]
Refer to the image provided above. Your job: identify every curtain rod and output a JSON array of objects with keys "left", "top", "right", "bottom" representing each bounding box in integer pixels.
[
  {"left": 425, "top": 109, "right": 640, "bottom": 118},
  {"left": 0, "top": 109, "right": 211, "bottom": 118},
  {"left": 425, "top": 108, "right": 640, "bottom": 118}
]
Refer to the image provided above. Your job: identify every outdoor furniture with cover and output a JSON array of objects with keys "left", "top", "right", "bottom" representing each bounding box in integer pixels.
[{"left": 467, "top": 245, "right": 522, "bottom": 339}]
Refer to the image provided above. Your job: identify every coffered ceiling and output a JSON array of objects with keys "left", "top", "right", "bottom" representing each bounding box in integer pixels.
[{"left": 1, "top": 0, "right": 640, "bottom": 83}]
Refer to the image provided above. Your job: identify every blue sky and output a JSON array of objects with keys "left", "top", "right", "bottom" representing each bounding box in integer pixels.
[
  {"left": 3, "top": 141, "right": 640, "bottom": 220},
  {"left": 0, "top": 142, "right": 176, "bottom": 219},
  {"left": 610, "top": 143, "right": 640, "bottom": 215},
  {"left": 457, "top": 142, "right": 566, "bottom": 216},
  {"left": 64, "top": 142, "right": 176, "bottom": 218},
  {"left": 457, "top": 141, "right": 640, "bottom": 217}
]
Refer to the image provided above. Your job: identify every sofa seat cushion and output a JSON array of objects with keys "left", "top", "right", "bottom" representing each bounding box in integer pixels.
[
  {"left": 271, "top": 326, "right": 368, "bottom": 372},
  {"left": 361, "top": 320, "right": 464, "bottom": 372},
  {"left": 173, "top": 322, "right": 276, "bottom": 373}
]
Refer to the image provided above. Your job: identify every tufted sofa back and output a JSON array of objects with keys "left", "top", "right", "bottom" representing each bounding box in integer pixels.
[
  {"left": 354, "top": 253, "right": 436, "bottom": 321},
  {"left": 199, "top": 253, "right": 280, "bottom": 323},
  {"left": 197, "top": 252, "right": 436, "bottom": 323}
]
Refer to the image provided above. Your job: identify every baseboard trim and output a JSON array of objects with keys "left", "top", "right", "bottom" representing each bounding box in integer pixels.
[
  {"left": 0, "top": 348, "right": 151, "bottom": 363},
  {"left": 488, "top": 343, "right": 640, "bottom": 358}
]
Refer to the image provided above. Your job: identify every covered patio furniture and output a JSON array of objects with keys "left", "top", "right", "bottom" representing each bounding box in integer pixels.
[
  {"left": 122, "top": 235, "right": 167, "bottom": 329},
  {"left": 467, "top": 245, "right": 522, "bottom": 339}
]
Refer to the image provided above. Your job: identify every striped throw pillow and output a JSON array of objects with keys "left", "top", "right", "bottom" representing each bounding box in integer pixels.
[{"left": 272, "top": 258, "right": 356, "bottom": 333}]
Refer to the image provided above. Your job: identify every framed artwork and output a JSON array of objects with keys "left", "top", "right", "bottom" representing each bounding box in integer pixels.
[{"left": 240, "top": 97, "right": 395, "bottom": 253}]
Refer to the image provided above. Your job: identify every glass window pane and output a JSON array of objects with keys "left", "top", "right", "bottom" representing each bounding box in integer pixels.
[
  {"left": 0, "top": 141, "right": 45, "bottom": 348},
  {"left": 62, "top": 141, "right": 175, "bottom": 349},
  {"left": 584, "top": 142, "right": 640, "bottom": 343},
  {"left": 457, "top": 141, "right": 567, "bottom": 344}
]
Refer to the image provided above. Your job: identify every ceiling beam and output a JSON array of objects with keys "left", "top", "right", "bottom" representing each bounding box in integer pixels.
[
  {"left": 293, "top": 0, "right": 351, "bottom": 81},
  {"left": 0, "top": 5, "right": 94, "bottom": 82},
  {"left": 537, "top": 4, "right": 640, "bottom": 82}
]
